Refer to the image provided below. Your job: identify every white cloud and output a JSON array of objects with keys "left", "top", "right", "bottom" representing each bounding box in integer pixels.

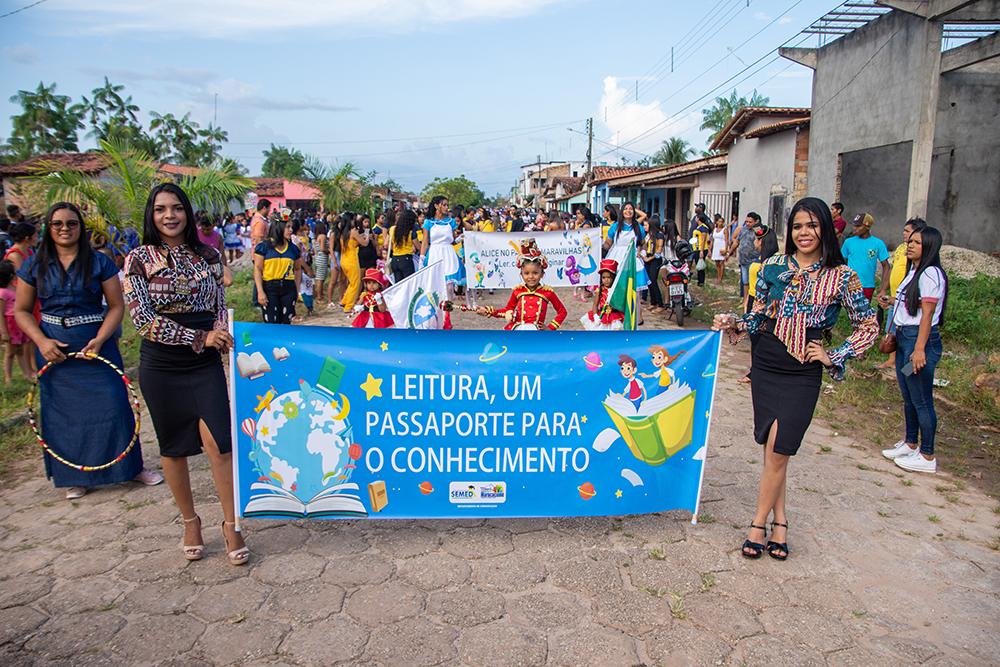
[
  {"left": 779, "top": 16, "right": 793, "bottom": 25},
  {"left": 45, "top": 0, "right": 571, "bottom": 37},
  {"left": 596, "top": 76, "right": 702, "bottom": 157},
  {"left": 753, "top": 11, "right": 772, "bottom": 22},
  {"left": 3, "top": 44, "right": 40, "bottom": 65}
]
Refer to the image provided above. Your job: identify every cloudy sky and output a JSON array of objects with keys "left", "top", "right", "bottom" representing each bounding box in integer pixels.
[{"left": 0, "top": 0, "right": 833, "bottom": 193}]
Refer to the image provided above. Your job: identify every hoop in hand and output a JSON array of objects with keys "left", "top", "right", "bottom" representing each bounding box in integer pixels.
[{"left": 26, "top": 352, "right": 141, "bottom": 472}]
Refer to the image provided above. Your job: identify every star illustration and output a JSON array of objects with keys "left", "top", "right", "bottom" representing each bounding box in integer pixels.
[
  {"left": 615, "top": 489, "right": 623, "bottom": 498},
  {"left": 360, "top": 373, "right": 383, "bottom": 401},
  {"left": 380, "top": 341, "right": 389, "bottom": 352},
  {"left": 581, "top": 415, "right": 588, "bottom": 424},
  {"left": 705, "top": 410, "right": 711, "bottom": 419},
  {"left": 260, "top": 426, "right": 269, "bottom": 436}
]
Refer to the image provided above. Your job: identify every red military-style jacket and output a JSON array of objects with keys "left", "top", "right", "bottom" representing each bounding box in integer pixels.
[
  {"left": 488, "top": 284, "right": 568, "bottom": 330},
  {"left": 585, "top": 286, "right": 625, "bottom": 326}
]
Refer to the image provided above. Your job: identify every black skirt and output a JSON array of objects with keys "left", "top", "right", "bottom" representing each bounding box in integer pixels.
[
  {"left": 139, "top": 312, "right": 232, "bottom": 458},
  {"left": 750, "top": 324, "right": 825, "bottom": 456}
]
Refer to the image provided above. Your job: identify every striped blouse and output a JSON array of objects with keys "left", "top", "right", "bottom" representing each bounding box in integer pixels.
[{"left": 739, "top": 254, "right": 878, "bottom": 380}]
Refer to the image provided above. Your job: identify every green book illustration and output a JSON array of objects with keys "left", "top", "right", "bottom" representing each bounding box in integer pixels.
[
  {"left": 602, "top": 383, "right": 696, "bottom": 466},
  {"left": 316, "top": 356, "right": 346, "bottom": 395}
]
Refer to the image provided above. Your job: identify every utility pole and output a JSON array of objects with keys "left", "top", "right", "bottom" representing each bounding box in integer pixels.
[
  {"left": 213, "top": 93, "right": 218, "bottom": 125},
  {"left": 536, "top": 154, "right": 542, "bottom": 209},
  {"left": 585, "top": 117, "right": 593, "bottom": 189}
]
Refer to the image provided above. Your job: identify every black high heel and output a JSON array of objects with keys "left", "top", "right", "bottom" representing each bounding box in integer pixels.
[
  {"left": 741, "top": 523, "right": 767, "bottom": 559},
  {"left": 766, "top": 521, "right": 789, "bottom": 561}
]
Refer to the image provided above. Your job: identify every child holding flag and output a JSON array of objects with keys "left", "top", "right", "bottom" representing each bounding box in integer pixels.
[{"left": 581, "top": 259, "right": 624, "bottom": 330}]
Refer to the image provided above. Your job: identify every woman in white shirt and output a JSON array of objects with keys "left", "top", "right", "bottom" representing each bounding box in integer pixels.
[{"left": 881, "top": 226, "right": 947, "bottom": 474}]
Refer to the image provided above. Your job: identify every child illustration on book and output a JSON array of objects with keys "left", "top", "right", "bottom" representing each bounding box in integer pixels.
[
  {"left": 618, "top": 354, "right": 646, "bottom": 409},
  {"left": 639, "top": 345, "right": 686, "bottom": 395},
  {"left": 605, "top": 354, "right": 697, "bottom": 466}
]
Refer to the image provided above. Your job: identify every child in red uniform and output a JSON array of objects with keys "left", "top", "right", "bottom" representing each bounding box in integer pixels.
[
  {"left": 351, "top": 268, "right": 395, "bottom": 328},
  {"left": 581, "top": 259, "right": 625, "bottom": 331},
  {"left": 475, "top": 238, "right": 567, "bottom": 330}
]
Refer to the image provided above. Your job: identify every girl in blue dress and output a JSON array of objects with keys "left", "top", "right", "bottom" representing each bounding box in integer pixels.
[{"left": 14, "top": 203, "right": 161, "bottom": 499}]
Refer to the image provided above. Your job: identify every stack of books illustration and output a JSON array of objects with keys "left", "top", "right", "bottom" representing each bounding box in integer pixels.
[{"left": 602, "top": 382, "right": 696, "bottom": 466}]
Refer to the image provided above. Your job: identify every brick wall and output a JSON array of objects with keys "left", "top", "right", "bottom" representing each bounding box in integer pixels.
[{"left": 793, "top": 127, "right": 810, "bottom": 202}]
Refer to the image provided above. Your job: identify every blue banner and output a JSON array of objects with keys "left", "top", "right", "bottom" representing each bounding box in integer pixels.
[{"left": 231, "top": 323, "right": 721, "bottom": 520}]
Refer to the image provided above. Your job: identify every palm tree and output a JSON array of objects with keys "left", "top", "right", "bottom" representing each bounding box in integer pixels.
[
  {"left": 81, "top": 77, "right": 140, "bottom": 141},
  {"left": 27, "top": 138, "right": 253, "bottom": 241},
  {"left": 309, "top": 161, "right": 370, "bottom": 213},
  {"left": 651, "top": 137, "right": 695, "bottom": 166},
  {"left": 6, "top": 82, "right": 85, "bottom": 156},
  {"left": 700, "top": 89, "right": 770, "bottom": 146}
]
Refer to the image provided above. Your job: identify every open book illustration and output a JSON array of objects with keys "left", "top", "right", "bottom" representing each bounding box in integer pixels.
[
  {"left": 244, "top": 481, "right": 368, "bottom": 518},
  {"left": 237, "top": 351, "right": 272, "bottom": 380},
  {"left": 602, "top": 382, "right": 696, "bottom": 466}
]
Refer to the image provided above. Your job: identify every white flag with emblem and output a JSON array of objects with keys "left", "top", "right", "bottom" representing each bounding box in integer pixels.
[{"left": 382, "top": 260, "right": 449, "bottom": 329}]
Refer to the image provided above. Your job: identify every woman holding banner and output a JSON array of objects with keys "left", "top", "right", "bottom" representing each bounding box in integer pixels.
[
  {"left": 124, "top": 183, "right": 249, "bottom": 566},
  {"left": 713, "top": 197, "right": 877, "bottom": 561}
]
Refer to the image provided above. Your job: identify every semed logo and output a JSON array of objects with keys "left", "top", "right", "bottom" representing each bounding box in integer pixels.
[{"left": 449, "top": 481, "right": 507, "bottom": 504}]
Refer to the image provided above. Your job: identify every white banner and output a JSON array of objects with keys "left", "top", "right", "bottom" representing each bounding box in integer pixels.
[
  {"left": 382, "top": 260, "right": 450, "bottom": 329},
  {"left": 463, "top": 230, "right": 602, "bottom": 288}
]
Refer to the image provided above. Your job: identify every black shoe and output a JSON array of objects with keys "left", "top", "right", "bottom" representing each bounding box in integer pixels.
[
  {"left": 741, "top": 523, "right": 767, "bottom": 559},
  {"left": 766, "top": 521, "right": 789, "bottom": 560}
]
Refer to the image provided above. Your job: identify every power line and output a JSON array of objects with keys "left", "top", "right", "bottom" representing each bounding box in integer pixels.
[
  {"left": 224, "top": 119, "right": 586, "bottom": 146},
  {"left": 604, "top": 0, "right": 807, "bottom": 131},
  {"left": 0, "top": 0, "right": 47, "bottom": 19}
]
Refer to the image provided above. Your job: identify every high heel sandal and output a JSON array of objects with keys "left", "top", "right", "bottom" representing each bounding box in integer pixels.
[
  {"left": 181, "top": 515, "right": 204, "bottom": 561},
  {"left": 766, "top": 521, "right": 789, "bottom": 561},
  {"left": 222, "top": 520, "right": 250, "bottom": 566},
  {"left": 741, "top": 523, "right": 767, "bottom": 559}
]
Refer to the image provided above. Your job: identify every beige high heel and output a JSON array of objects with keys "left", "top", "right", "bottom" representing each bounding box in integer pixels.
[
  {"left": 222, "top": 520, "right": 250, "bottom": 566},
  {"left": 181, "top": 515, "right": 204, "bottom": 561}
]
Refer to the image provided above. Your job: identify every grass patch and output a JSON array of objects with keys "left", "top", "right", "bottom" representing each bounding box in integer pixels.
[
  {"left": 928, "top": 514, "right": 942, "bottom": 523},
  {"left": 697, "top": 269, "right": 1000, "bottom": 496},
  {"left": 819, "top": 445, "right": 832, "bottom": 454},
  {"left": 699, "top": 572, "right": 716, "bottom": 592},
  {"left": 901, "top": 478, "right": 914, "bottom": 487},
  {"left": 668, "top": 592, "right": 687, "bottom": 620},
  {"left": 648, "top": 547, "right": 666, "bottom": 561}
]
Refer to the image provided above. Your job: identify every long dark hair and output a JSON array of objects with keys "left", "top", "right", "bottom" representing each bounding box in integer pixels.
[
  {"left": 426, "top": 195, "right": 447, "bottom": 219},
  {"left": 266, "top": 218, "right": 289, "bottom": 249},
  {"left": 783, "top": 197, "right": 844, "bottom": 268},
  {"left": 35, "top": 202, "right": 92, "bottom": 294},
  {"left": 604, "top": 203, "right": 618, "bottom": 223},
  {"left": 142, "top": 182, "right": 205, "bottom": 250},
  {"left": 614, "top": 201, "right": 642, "bottom": 241},
  {"left": 394, "top": 209, "right": 417, "bottom": 247},
  {"left": 904, "top": 226, "right": 947, "bottom": 326}
]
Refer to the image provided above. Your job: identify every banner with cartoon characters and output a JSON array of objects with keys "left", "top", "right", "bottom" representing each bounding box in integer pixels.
[
  {"left": 230, "top": 323, "right": 721, "bottom": 521},
  {"left": 463, "top": 230, "right": 602, "bottom": 289}
]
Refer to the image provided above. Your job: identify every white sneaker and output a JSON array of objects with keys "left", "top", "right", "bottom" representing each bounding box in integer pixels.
[
  {"left": 882, "top": 441, "right": 918, "bottom": 460},
  {"left": 133, "top": 469, "right": 164, "bottom": 486},
  {"left": 895, "top": 451, "right": 937, "bottom": 473},
  {"left": 65, "top": 487, "right": 87, "bottom": 500}
]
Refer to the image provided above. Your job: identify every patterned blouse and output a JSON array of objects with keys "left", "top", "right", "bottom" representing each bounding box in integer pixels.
[
  {"left": 739, "top": 254, "right": 878, "bottom": 380},
  {"left": 123, "top": 244, "right": 227, "bottom": 352}
]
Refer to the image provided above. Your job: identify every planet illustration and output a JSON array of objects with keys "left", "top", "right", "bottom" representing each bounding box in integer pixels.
[
  {"left": 479, "top": 342, "right": 508, "bottom": 364},
  {"left": 419, "top": 481, "right": 434, "bottom": 495},
  {"left": 348, "top": 443, "right": 362, "bottom": 461},
  {"left": 577, "top": 481, "right": 596, "bottom": 500},
  {"left": 583, "top": 352, "right": 603, "bottom": 371}
]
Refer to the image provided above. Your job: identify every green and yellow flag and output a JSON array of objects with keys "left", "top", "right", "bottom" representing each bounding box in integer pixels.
[{"left": 608, "top": 240, "right": 637, "bottom": 330}]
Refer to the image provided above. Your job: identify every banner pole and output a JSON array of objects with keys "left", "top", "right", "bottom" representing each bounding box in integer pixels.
[
  {"left": 227, "top": 308, "right": 241, "bottom": 532},
  {"left": 691, "top": 329, "right": 723, "bottom": 525}
]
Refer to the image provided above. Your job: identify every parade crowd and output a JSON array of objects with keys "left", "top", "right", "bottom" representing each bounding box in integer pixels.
[{"left": 0, "top": 184, "right": 949, "bottom": 563}]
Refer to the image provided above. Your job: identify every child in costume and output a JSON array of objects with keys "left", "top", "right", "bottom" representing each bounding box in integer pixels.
[
  {"left": 581, "top": 259, "right": 625, "bottom": 330},
  {"left": 475, "top": 238, "right": 567, "bottom": 331},
  {"left": 351, "top": 268, "right": 395, "bottom": 328}
]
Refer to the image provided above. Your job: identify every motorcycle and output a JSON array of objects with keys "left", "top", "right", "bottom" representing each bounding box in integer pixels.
[{"left": 661, "top": 240, "right": 694, "bottom": 326}]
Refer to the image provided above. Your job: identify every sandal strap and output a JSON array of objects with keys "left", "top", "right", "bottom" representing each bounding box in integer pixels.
[
  {"left": 749, "top": 523, "right": 767, "bottom": 530},
  {"left": 771, "top": 521, "right": 788, "bottom": 528},
  {"left": 183, "top": 514, "right": 201, "bottom": 524}
]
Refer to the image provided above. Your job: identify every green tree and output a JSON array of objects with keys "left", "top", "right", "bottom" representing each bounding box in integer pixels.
[
  {"left": 149, "top": 111, "right": 203, "bottom": 165},
  {"left": 27, "top": 138, "right": 253, "bottom": 239},
  {"left": 651, "top": 137, "right": 695, "bottom": 166},
  {"left": 700, "top": 89, "right": 769, "bottom": 145},
  {"left": 420, "top": 175, "right": 485, "bottom": 209},
  {"left": 5, "top": 82, "right": 85, "bottom": 158},
  {"left": 261, "top": 144, "right": 308, "bottom": 179},
  {"left": 81, "top": 77, "right": 141, "bottom": 142}
]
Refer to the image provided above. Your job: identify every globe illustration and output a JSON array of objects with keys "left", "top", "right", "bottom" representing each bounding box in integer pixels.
[{"left": 250, "top": 386, "right": 354, "bottom": 503}]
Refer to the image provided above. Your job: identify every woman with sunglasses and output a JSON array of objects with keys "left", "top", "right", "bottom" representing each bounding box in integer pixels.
[{"left": 14, "top": 203, "right": 161, "bottom": 499}]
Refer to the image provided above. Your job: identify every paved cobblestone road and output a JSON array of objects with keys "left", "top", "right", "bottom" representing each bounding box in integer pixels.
[{"left": 1, "top": 288, "right": 997, "bottom": 665}]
